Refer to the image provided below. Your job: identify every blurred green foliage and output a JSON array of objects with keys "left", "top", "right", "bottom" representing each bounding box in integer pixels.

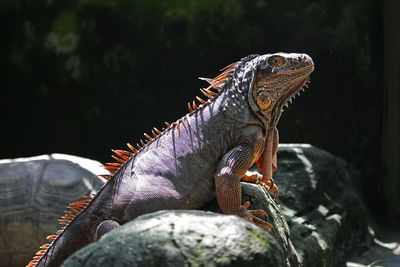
[{"left": 1, "top": 0, "right": 382, "bottom": 211}]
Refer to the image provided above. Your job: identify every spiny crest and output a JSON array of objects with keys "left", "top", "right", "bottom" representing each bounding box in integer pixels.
[
  {"left": 100, "top": 61, "right": 239, "bottom": 180},
  {"left": 27, "top": 195, "right": 94, "bottom": 266},
  {"left": 27, "top": 60, "right": 239, "bottom": 267},
  {"left": 99, "top": 61, "right": 240, "bottom": 182},
  {"left": 189, "top": 61, "right": 238, "bottom": 114},
  {"left": 106, "top": 61, "right": 239, "bottom": 161}
]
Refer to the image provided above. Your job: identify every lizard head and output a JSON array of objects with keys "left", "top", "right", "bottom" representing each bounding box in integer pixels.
[{"left": 248, "top": 53, "right": 314, "bottom": 126}]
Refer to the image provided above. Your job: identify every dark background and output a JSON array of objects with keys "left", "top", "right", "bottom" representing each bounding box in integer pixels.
[{"left": 1, "top": 0, "right": 398, "bottom": 220}]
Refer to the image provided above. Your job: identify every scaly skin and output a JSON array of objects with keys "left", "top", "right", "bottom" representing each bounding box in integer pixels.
[{"left": 28, "top": 53, "right": 314, "bottom": 266}]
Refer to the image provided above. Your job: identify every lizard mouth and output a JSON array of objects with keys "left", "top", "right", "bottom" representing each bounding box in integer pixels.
[
  {"left": 276, "top": 65, "right": 314, "bottom": 112},
  {"left": 280, "top": 77, "right": 311, "bottom": 111}
]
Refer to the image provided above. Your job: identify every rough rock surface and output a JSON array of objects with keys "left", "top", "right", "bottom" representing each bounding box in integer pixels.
[
  {"left": 345, "top": 222, "right": 400, "bottom": 266},
  {"left": 3, "top": 144, "right": 370, "bottom": 266},
  {"left": 62, "top": 144, "right": 369, "bottom": 267},
  {"left": 202, "top": 144, "right": 371, "bottom": 266},
  {"left": 62, "top": 210, "right": 285, "bottom": 267},
  {"left": 202, "top": 182, "right": 300, "bottom": 266},
  {"left": 273, "top": 144, "right": 371, "bottom": 267},
  {"left": 0, "top": 154, "right": 105, "bottom": 267}
]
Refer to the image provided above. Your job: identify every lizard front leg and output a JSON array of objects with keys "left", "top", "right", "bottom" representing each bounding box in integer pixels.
[
  {"left": 214, "top": 126, "right": 273, "bottom": 232},
  {"left": 242, "top": 127, "right": 279, "bottom": 199}
]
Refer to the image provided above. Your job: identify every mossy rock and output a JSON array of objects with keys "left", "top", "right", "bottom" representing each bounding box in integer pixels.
[{"left": 63, "top": 210, "right": 287, "bottom": 267}]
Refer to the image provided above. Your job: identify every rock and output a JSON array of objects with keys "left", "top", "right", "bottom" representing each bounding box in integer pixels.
[
  {"left": 345, "top": 222, "right": 400, "bottom": 266},
  {"left": 3, "top": 145, "right": 369, "bottom": 266},
  {"left": 62, "top": 210, "right": 285, "bottom": 267},
  {"left": 63, "top": 144, "right": 368, "bottom": 267},
  {"left": 201, "top": 182, "right": 300, "bottom": 266},
  {"left": 273, "top": 144, "right": 371, "bottom": 267},
  {"left": 0, "top": 154, "right": 106, "bottom": 267}
]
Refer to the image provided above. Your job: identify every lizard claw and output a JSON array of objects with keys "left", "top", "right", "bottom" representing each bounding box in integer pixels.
[
  {"left": 239, "top": 202, "right": 274, "bottom": 234},
  {"left": 260, "top": 179, "right": 279, "bottom": 200},
  {"left": 254, "top": 221, "right": 274, "bottom": 233},
  {"left": 242, "top": 171, "right": 279, "bottom": 200}
]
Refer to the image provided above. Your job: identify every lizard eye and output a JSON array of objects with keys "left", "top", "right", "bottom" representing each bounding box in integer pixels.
[{"left": 268, "top": 56, "right": 286, "bottom": 67}]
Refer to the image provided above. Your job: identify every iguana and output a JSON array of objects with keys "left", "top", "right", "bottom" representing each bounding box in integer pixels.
[{"left": 28, "top": 52, "right": 314, "bottom": 266}]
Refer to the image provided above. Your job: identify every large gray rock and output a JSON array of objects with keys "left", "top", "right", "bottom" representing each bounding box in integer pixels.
[
  {"left": 63, "top": 144, "right": 368, "bottom": 267},
  {"left": 273, "top": 144, "right": 371, "bottom": 267},
  {"left": 63, "top": 181, "right": 299, "bottom": 267},
  {"left": 63, "top": 210, "right": 285, "bottom": 267},
  {"left": 202, "top": 182, "right": 300, "bottom": 266},
  {"left": 3, "top": 145, "right": 369, "bottom": 266},
  {"left": 203, "top": 144, "right": 371, "bottom": 266},
  {"left": 0, "top": 154, "right": 106, "bottom": 267},
  {"left": 345, "top": 222, "right": 400, "bottom": 266}
]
